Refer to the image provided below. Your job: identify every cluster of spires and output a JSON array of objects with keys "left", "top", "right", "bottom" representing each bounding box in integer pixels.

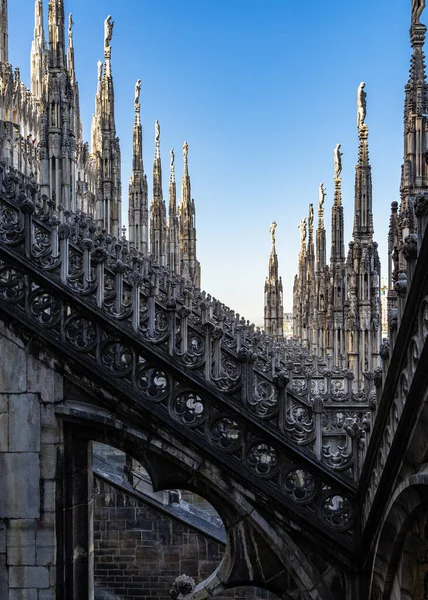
[
  {"left": 265, "top": 82, "right": 382, "bottom": 386},
  {"left": 265, "top": 0, "right": 428, "bottom": 385},
  {"left": 0, "top": 0, "right": 200, "bottom": 286}
]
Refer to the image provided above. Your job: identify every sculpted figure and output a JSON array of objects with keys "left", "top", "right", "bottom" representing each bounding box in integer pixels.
[
  {"left": 309, "top": 204, "right": 314, "bottom": 229},
  {"left": 68, "top": 13, "right": 74, "bottom": 39},
  {"left": 97, "top": 60, "right": 102, "bottom": 81},
  {"left": 357, "top": 82, "right": 367, "bottom": 129},
  {"left": 334, "top": 143, "right": 343, "bottom": 179},
  {"left": 298, "top": 218, "right": 307, "bottom": 245},
  {"left": 155, "top": 120, "right": 160, "bottom": 144},
  {"left": 270, "top": 221, "right": 277, "bottom": 245},
  {"left": 134, "top": 79, "right": 142, "bottom": 105},
  {"left": 318, "top": 183, "right": 326, "bottom": 212},
  {"left": 183, "top": 141, "right": 189, "bottom": 160},
  {"left": 412, "top": 0, "right": 426, "bottom": 24},
  {"left": 104, "top": 15, "right": 114, "bottom": 49},
  {"left": 170, "top": 148, "right": 175, "bottom": 169}
]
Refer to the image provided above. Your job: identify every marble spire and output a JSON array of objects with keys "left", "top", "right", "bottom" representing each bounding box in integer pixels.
[
  {"left": 150, "top": 120, "right": 167, "bottom": 266},
  {"left": 264, "top": 221, "right": 283, "bottom": 338},
  {"left": 179, "top": 142, "right": 200, "bottom": 286},
  {"left": 0, "top": 0, "right": 8, "bottom": 64},
  {"left": 128, "top": 79, "right": 148, "bottom": 254},
  {"left": 31, "top": 0, "right": 48, "bottom": 99},
  {"left": 48, "top": 0, "right": 66, "bottom": 69},
  {"left": 353, "top": 82, "right": 373, "bottom": 242}
]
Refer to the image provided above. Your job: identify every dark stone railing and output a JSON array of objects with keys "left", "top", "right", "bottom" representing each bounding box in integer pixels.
[{"left": 0, "top": 164, "right": 375, "bottom": 543}]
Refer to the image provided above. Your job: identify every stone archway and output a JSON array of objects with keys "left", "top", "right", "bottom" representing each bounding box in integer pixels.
[
  {"left": 369, "top": 472, "right": 428, "bottom": 600},
  {"left": 57, "top": 400, "right": 350, "bottom": 600}
]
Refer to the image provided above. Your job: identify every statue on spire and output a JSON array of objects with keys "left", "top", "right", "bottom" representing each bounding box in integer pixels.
[
  {"left": 183, "top": 141, "right": 189, "bottom": 161},
  {"left": 104, "top": 15, "right": 114, "bottom": 50},
  {"left": 357, "top": 82, "right": 367, "bottom": 129},
  {"left": 334, "top": 144, "right": 343, "bottom": 179},
  {"left": 134, "top": 79, "right": 142, "bottom": 105},
  {"left": 155, "top": 120, "right": 160, "bottom": 146},
  {"left": 97, "top": 60, "right": 103, "bottom": 81},
  {"left": 318, "top": 183, "right": 326, "bottom": 212},
  {"left": 270, "top": 221, "right": 277, "bottom": 246},
  {"left": 170, "top": 148, "right": 175, "bottom": 169},
  {"left": 68, "top": 14, "right": 74, "bottom": 43},
  {"left": 308, "top": 204, "right": 314, "bottom": 231},
  {"left": 412, "top": 0, "right": 426, "bottom": 25},
  {"left": 298, "top": 218, "right": 307, "bottom": 246}
]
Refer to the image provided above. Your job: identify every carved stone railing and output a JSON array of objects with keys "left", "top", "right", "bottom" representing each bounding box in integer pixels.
[
  {"left": 0, "top": 164, "right": 374, "bottom": 545},
  {"left": 360, "top": 193, "right": 428, "bottom": 531}
]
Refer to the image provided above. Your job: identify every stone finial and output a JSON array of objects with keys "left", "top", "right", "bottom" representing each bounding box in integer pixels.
[{"left": 170, "top": 575, "right": 196, "bottom": 600}]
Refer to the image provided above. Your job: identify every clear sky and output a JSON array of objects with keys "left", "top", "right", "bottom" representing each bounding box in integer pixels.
[{"left": 9, "top": 0, "right": 413, "bottom": 324}]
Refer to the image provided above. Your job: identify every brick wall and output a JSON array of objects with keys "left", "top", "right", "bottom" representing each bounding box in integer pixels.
[{"left": 94, "top": 477, "right": 274, "bottom": 600}]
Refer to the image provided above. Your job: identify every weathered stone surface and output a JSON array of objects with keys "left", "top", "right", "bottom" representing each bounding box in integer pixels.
[
  {"left": 27, "top": 356, "right": 63, "bottom": 405},
  {"left": 9, "top": 566, "right": 49, "bottom": 589},
  {"left": 39, "top": 445, "right": 56, "bottom": 480},
  {"left": 40, "top": 481, "right": 55, "bottom": 514},
  {"left": 0, "top": 521, "right": 6, "bottom": 553},
  {"left": 38, "top": 591, "right": 54, "bottom": 600},
  {"left": 0, "top": 555, "right": 8, "bottom": 599},
  {"left": 0, "top": 395, "right": 8, "bottom": 413},
  {"left": 0, "top": 412, "right": 8, "bottom": 452},
  {"left": 0, "top": 337, "right": 26, "bottom": 393},
  {"left": 7, "top": 520, "right": 36, "bottom": 566},
  {"left": 9, "top": 587, "right": 38, "bottom": 600},
  {"left": 0, "top": 454, "right": 40, "bottom": 519},
  {"left": 35, "top": 526, "right": 55, "bottom": 566},
  {"left": 8, "top": 395, "right": 40, "bottom": 453}
]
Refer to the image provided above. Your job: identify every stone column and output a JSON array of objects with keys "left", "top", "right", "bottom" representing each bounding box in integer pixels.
[{"left": 63, "top": 424, "right": 94, "bottom": 600}]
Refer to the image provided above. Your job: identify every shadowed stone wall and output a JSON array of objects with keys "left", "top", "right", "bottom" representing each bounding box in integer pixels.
[
  {"left": 94, "top": 477, "right": 275, "bottom": 600},
  {"left": 0, "top": 318, "right": 63, "bottom": 600}
]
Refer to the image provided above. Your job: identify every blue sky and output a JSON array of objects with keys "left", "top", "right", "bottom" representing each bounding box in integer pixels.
[{"left": 10, "top": 0, "right": 412, "bottom": 323}]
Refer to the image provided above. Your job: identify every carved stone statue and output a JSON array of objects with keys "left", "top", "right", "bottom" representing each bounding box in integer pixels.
[
  {"left": 68, "top": 13, "right": 74, "bottom": 40},
  {"left": 270, "top": 221, "right": 277, "bottom": 245},
  {"left": 170, "top": 148, "right": 175, "bottom": 169},
  {"left": 334, "top": 144, "right": 343, "bottom": 179},
  {"left": 97, "top": 60, "right": 102, "bottom": 82},
  {"left": 298, "top": 218, "right": 307, "bottom": 245},
  {"left": 183, "top": 141, "right": 189, "bottom": 160},
  {"left": 357, "top": 82, "right": 367, "bottom": 129},
  {"left": 155, "top": 120, "right": 160, "bottom": 145},
  {"left": 104, "top": 15, "right": 114, "bottom": 50},
  {"left": 309, "top": 204, "right": 314, "bottom": 230},
  {"left": 134, "top": 79, "right": 142, "bottom": 105},
  {"left": 412, "top": 0, "right": 426, "bottom": 25},
  {"left": 318, "top": 183, "right": 326, "bottom": 212}
]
